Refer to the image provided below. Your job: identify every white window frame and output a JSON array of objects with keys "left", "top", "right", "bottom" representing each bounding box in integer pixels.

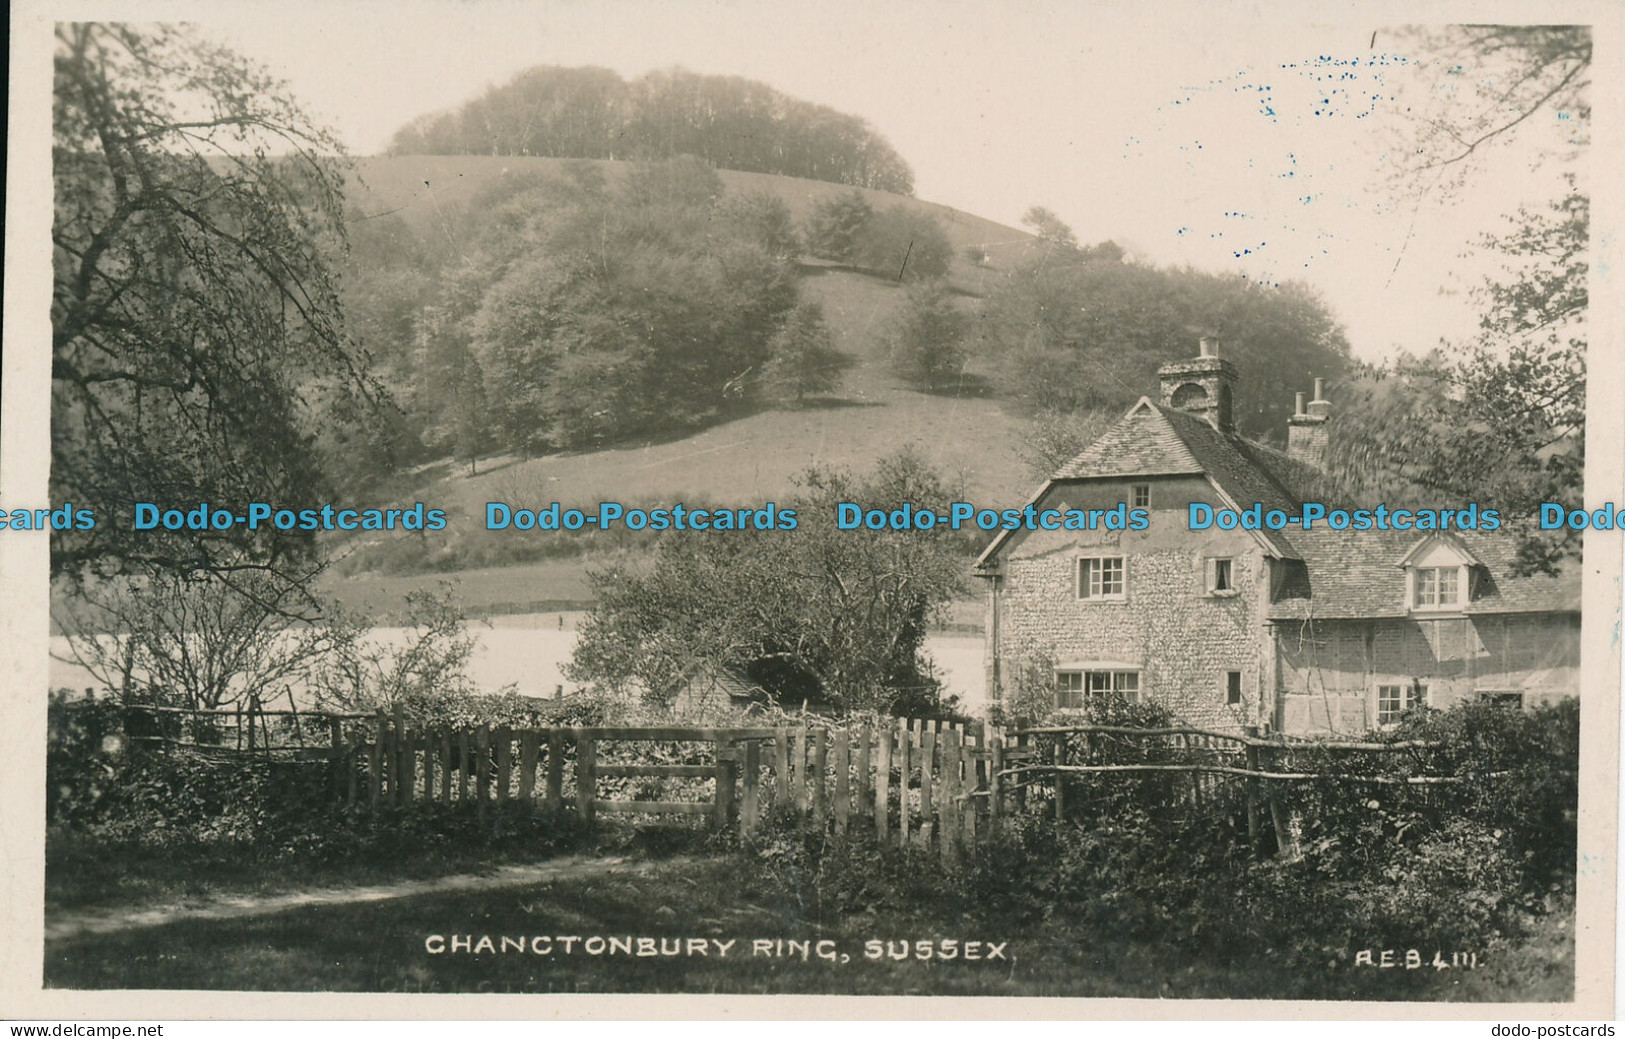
[
  {"left": 1077, "top": 556, "right": 1127, "bottom": 601},
  {"left": 1376, "top": 681, "right": 1429, "bottom": 726},
  {"left": 1408, "top": 564, "right": 1468, "bottom": 612},
  {"left": 1056, "top": 668, "right": 1142, "bottom": 708},
  {"left": 1205, "top": 556, "right": 1237, "bottom": 597}
]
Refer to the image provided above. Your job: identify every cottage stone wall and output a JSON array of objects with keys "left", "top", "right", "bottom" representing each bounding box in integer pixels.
[{"left": 987, "top": 478, "right": 1272, "bottom": 729}]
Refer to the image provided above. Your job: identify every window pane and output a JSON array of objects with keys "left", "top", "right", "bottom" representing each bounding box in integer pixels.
[
  {"left": 1226, "top": 671, "right": 1242, "bottom": 704},
  {"left": 1133, "top": 485, "right": 1150, "bottom": 508},
  {"left": 1115, "top": 671, "right": 1139, "bottom": 694},
  {"left": 1086, "top": 671, "right": 1112, "bottom": 695},
  {"left": 1212, "top": 558, "right": 1233, "bottom": 592},
  {"left": 1416, "top": 569, "right": 1437, "bottom": 606},
  {"left": 1378, "top": 684, "right": 1403, "bottom": 724},
  {"left": 1100, "top": 558, "right": 1123, "bottom": 595},
  {"left": 1438, "top": 568, "right": 1458, "bottom": 604}
]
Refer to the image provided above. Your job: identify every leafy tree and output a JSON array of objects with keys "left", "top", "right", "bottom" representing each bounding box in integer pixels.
[
  {"left": 51, "top": 24, "right": 384, "bottom": 583},
  {"left": 568, "top": 452, "right": 965, "bottom": 715},
  {"left": 761, "top": 301, "right": 848, "bottom": 403},
  {"left": 1017, "top": 409, "right": 1117, "bottom": 481},
  {"left": 1021, "top": 205, "right": 1079, "bottom": 250},
  {"left": 455, "top": 160, "right": 799, "bottom": 449},
  {"left": 55, "top": 569, "right": 355, "bottom": 711},
  {"left": 1328, "top": 188, "right": 1586, "bottom": 571},
  {"left": 978, "top": 257, "right": 1350, "bottom": 436},
  {"left": 856, "top": 205, "right": 954, "bottom": 280},
  {"left": 1385, "top": 26, "right": 1590, "bottom": 197},
  {"left": 1331, "top": 27, "right": 1590, "bottom": 571},
  {"left": 887, "top": 281, "right": 971, "bottom": 392},
  {"left": 803, "top": 190, "right": 875, "bottom": 263},
  {"left": 719, "top": 190, "right": 800, "bottom": 258},
  {"left": 388, "top": 65, "right": 915, "bottom": 193}
]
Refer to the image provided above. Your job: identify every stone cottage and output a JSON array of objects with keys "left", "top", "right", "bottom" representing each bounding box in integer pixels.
[{"left": 974, "top": 338, "right": 1580, "bottom": 734}]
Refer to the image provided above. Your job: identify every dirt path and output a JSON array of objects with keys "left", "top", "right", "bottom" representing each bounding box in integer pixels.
[{"left": 46, "top": 854, "right": 701, "bottom": 942}]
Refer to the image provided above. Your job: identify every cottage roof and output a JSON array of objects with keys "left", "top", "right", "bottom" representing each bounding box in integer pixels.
[
  {"left": 1268, "top": 527, "right": 1578, "bottom": 619},
  {"left": 982, "top": 396, "right": 1580, "bottom": 619}
]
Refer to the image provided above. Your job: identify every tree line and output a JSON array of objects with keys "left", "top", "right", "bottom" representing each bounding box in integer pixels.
[{"left": 388, "top": 65, "right": 915, "bottom": 195}]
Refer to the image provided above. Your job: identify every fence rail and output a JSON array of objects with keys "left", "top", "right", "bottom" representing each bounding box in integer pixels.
[{"left": 64, "top": 701, "right": 1459, "bottom": 860}]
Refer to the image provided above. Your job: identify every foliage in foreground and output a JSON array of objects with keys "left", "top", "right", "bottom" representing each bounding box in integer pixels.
[
  {"left": 568, "top": 450, "right": 969, "bottom": 715},
  {"left": 747, "top": 697, "right": 1577, "bottom": 998}
]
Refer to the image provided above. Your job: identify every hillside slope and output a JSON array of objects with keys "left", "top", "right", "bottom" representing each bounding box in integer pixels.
[
  {"left": 346, "top": 156, "right": 1046, "bottom": 295},
  {"left": 332, "top": 157, "right": 1050, "bottom": 611}
]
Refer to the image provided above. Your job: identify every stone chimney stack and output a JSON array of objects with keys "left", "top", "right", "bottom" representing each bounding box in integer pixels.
[
  {"left": 1287, "top": 378, "right": 1330, "bottom": 467},
  {"left": 1158, "top": 337, "right": 1237, "bottom": 433}
]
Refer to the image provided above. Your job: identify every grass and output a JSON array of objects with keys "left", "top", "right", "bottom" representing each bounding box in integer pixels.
[
  {"left": 44, "top": 827, "right": 1573, "bottom": 1000},
  {"left": 329, "top": 156, "right": 1044, "bottom": 586}
]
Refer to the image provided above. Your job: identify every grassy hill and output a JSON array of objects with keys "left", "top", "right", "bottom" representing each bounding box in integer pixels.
[{"left": 328, "top": 157, "right": 1049, "bottom": 614}]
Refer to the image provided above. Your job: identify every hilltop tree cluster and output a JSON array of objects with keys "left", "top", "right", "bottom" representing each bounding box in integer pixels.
[
  {"left": 976, "top": 223, "right": 1352, "bottom": 442},
  {"left": 343, "top": 158, "right": 846, "bottom": 467},
  {"left": 389, "top": 66, "right": 914, "bottom": 194}
]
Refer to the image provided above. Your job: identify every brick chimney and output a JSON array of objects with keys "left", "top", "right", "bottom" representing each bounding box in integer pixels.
[
  {"left": 1158, "top": 336, "right": 1237, "bottom": 433},
  {"left": 1287, "top": 377, "right": 1330, "bottom": 467}
]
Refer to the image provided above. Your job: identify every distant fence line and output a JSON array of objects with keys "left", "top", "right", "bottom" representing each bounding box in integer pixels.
[{"left": 60, "top": 699, "right": 1460, "bottom": 860}]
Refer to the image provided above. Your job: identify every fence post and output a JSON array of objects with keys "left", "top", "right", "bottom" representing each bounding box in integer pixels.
[
  {"left": 457, "top": 728, "right": 471, "bottom": 804},
  {"left": 546, "top": 728, "right": 564, "bottom": 811},
  {"left": 495, "top": 726, "right": 513, "bottom": 805},
  {"left": 713, "top": 739, "right": 736, "bottom": 830},
  {"left": 896, "top": 718, "right": 911, "bottom": 848},
  {"left": 811, "top": 728, "right": 828, "bottom": 830},
  {"left": 988, "top": 724, "right": 1003, "bottom": 840},
  {"left": 422, "top": 727, "right": 436, "bottom": 804},
  {"left": 369, "top": 708, "right": 385, "bottom": 815},
  {"left": 1245, "top": 741, "right": 1261, "bottom": 850},
  {"left": 774, "top": 727, "right": 790, "bottom": 809},
  {"left": 519, "top": 730, "right": 538, "bottom": 809},
  {"left": 1052, "top": 737, "right": 1065, "bottom": 822},
  {"left": 832, "top": 730, "right": 850, "bottom": 837},
  {"left": 919, "top": 726, "right": 936, "bottom": 849},
  {"left": 440, "top": 730, "right": 453, "bottom": 804},
  {"left": 576, "top": 731, "right": 597, "bottom": 824},
  {"left": 939, "top": 726, "right": 961, "bottom": 864},
  {"left": 874, "top": 720, "right": 891, "bottom": 841},
  {"left": 741, "top": 739, "right": 761, "bottom": 836},
  {"left": 475, "top": 724, "right": 490, "bottom": 826},
  {"left": 789, "top": 723, "right": 806, "bottom": 819},
  {"left": 328, "top": 717, "right": 344, "bottom": 799},
  {"left": 856, "top": 724, "right": 872, "bottom": 829}
]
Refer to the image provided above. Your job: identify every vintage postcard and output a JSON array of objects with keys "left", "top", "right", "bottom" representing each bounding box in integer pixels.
[{"left": 3, "top": 0, "right": 1621, "bottom": 1021}]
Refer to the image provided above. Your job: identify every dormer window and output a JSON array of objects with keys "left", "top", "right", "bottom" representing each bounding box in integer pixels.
[
  {"left": 1399, "top": 534, "right": 1480, "bottom": 614},
  {"left": 1413, "top": 566, "right": 1460, "bottom": 609}
]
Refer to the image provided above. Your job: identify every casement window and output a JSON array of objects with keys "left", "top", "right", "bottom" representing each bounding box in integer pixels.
[
  {"left": 1412, "top": 566, "right": 1461, "bottom": 609},
  {"left": 1131, "top": 484, "right": 1151, "bottom": 509},
  {"left": 1376, "top": 681, "right": 1429, "bottom": 726},
  {"left": 1057, "top": 669, "right": 1141, "bottom": 708},
  {"left": 1205, "top": 557, "right": 1236, "bottom": 595},
  {"left": 1225, "top": 670, "right": 1243, "bottom": 705},
  {"left": 1077, "top": 556, "right": 1126, "bottom": 600}
]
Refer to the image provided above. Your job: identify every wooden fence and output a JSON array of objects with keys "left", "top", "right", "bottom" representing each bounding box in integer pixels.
[{"left": 93, "top": 701, "right": 1450, "bottom": 859}]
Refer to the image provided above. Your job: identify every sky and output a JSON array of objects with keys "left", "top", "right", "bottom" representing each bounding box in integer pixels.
[{"left": 176, "top": 0, "right": 1588, "bottom": 365}]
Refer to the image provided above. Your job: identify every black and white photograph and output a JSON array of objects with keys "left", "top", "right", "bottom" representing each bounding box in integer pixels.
[{"left": 2, "top": 0, "right": 1621, "bottom": 1019}]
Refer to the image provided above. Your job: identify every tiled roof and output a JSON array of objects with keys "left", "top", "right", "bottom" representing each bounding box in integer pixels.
[
  {"left": 995, "top": 396, "right": 1580, "bottom": 619},
  {"left": 1052, "top": 400, "right": 1202, "bottom": 478},
  {"left": 1268, "top": 526, "right": 1580, "bottom": 620}
]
